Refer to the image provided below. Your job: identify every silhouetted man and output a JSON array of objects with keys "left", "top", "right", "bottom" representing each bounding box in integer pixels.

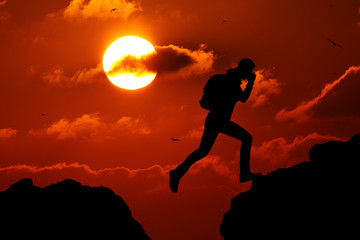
[{"left": 169, "top": 58, "right": 259, "bottom": 193}]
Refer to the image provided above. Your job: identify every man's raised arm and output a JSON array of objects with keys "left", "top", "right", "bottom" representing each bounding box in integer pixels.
[{"left": 239, "top": 73, "right": 256, "bottom": 103}]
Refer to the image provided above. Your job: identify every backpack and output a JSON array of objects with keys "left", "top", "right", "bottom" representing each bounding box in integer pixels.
[{"left": 199, "top": 74, "right": 223, "bottom": 110}]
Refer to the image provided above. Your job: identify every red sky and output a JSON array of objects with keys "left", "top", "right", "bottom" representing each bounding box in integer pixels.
[{"left": 1, "top": 0, "right": 359, "bottom": 239}]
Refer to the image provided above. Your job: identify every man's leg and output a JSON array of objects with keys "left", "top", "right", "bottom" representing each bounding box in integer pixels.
[
  {"left": 220, "top": 121, "right": 256, "bottom": 182},
  {"left": 170, "top": 116, "right": 221, "bottom": 193},
  {"left": 177, "top": 128, "right": 219, "bottom": 175}
]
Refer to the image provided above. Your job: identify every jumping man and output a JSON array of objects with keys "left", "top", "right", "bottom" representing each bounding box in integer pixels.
[{"left": 169, "top": 58, "right": 259, "bottom": 193}]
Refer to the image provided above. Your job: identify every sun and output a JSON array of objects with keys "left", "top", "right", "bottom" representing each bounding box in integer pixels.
[{"left": 103, "top": 36, "right": 157, "bottom": 90}]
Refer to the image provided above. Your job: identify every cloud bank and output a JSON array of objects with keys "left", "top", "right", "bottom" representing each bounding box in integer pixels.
[
  {"left": 0, "top": 153, "right": 238, "bottom": 192},
  {"left": 276, "top": 65, "right": 360, "bottom": 123},
  {"left": 0, "top": 155, "right": 231, "bottom": 179},
  {"left": 29, "top": 113, "right": 151, "bottom": 140},
  {"left": 0, "top": 161, "right": 170, "bottom": 177},
  {"left": 252, "top": 132, "right": 345, "bottom": 171}
]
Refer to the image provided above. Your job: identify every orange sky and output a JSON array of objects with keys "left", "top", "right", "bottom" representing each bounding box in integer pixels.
[{"left": 1, "top": 1, "right": 360, "bottom": 239}]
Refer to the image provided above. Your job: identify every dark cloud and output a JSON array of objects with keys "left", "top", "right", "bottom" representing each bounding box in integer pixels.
[
  {"left": 147, "top": 45, "right": 195, "bottom": 73},
  {"left": 105, "top": 44, "right": 215, "bottom": 78}
]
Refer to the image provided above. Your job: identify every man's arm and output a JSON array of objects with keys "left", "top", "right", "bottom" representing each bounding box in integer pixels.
[{"left": 239, "top": 73, "right": 256, "bottom": 103}]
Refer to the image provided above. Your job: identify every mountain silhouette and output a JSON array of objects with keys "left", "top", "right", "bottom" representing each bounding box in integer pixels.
[
  {"left": 220, "top": 134, "right": 359, "bottom": 239},
  {"left": 0, "top": 179, "right": 151, "bottom": 240}
]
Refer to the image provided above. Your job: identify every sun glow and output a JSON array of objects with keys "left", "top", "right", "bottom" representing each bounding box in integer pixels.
[{"left": 103, "top": 36, "right": 157, "bottom": 90}]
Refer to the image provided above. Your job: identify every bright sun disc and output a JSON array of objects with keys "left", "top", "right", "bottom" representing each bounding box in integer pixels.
[{"left": 103, "top": 36, "right": 157, "bottom": 90}]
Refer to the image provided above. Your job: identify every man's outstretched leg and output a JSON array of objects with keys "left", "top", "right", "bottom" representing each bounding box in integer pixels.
[
  {"left": 169, "top": 117, "right": 220, "bottom": 193},
  {"left": 169, "top": 149, "right": 207, "bottom": 193}
]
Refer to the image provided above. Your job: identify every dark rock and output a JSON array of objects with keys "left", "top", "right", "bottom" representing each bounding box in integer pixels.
[
  {"left": 0, "top": 179, "right": 151, "bottom": 239},
  {"left": 220, "top": 134, "right": 360, "bottom": 239}
]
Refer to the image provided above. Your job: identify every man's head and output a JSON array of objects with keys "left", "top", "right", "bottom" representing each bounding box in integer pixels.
[
  {"left": 227, "top": 58, "right": 255, "bottom": 80},
  {"left": 237, "top": 58, "right": 255, "bottom": 72}
]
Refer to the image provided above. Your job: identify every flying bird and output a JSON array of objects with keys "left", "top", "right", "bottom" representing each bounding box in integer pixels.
[
  {"left": 110, "top": 8, "right": 117, "bottom": 13},
  {"left": 41, "top": 113, "right": 47, "bottom": 117},
  {"left": 170, "top": 138, "right": 181, "bottom": 142},
  {"left": 221, "top": 20, "right": 228, "bottom": 24},
  {"left": 327, "top": 38, "right": 343, "bottom": 49}
]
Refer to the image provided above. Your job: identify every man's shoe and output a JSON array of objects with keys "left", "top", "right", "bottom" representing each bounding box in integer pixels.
[
  {"left": 239, "top": 172, "right": 261, "bottom": 183},
  {"left": 169, "top": 169, "right": 180, "bottom": 193}
]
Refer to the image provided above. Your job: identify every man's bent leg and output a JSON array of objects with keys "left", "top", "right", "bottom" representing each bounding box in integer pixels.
[
  {"left": 240, "top": 139, "right": 252, "bottom": 174},
  {"left": 220, "top": 121, "right": 253, "bottom": 180}
]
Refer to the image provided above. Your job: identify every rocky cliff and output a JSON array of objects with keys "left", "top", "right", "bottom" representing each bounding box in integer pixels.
[
  {"left": 0, "top": 178, "right": 151, "bottom": 239},
  {"left": 220, "top": 134, "right": 359, "bottom": 239}
]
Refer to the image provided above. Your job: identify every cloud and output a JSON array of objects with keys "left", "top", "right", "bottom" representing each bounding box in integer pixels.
[
  {"left": 182, "top": 126, "right": 204, "bottom": 139},
  {"left": 110, "top": 44, "right": 215, "bottom": 79},
  {"left": 247, "top": 69, "right": 282, "bottom": 107},
  {"left": 0, "top": 155, "right": 237, "bottom": 189},
  {"left": 116, "top": 116, "right": 151, "bottom": 135},
  {"left": 42, "top": 64, "right": 103, "bottom": 87},
  {"left": 155, "top": 44, "right": 215, "bottom": 78},
  {"left": 0, "top": 161, "right": 175, "bottom": 194},
  {"left": 29, "top": 113, "right": 151, "bottom": 140},
  {"left": 0, "top": 0, "right": 7, "bottom": 7},
  {"left": 192, "top": 155, "right": 236, "bottom": 179},
  {"left": 252, "top": 133, "right": 345, "bottom": 171},
  {"left": 148, "top": 45, "right": 197, "bottom": 74},
  {"left": 276, "top": 65, "right": 360, "bottom": 123},
  {"left": 55, "top": 0, "right": 142, "bottom": 21},
  {"left": 0, "top": 156, "right": 241, "bottom": 195},
  {"left": 44, "top": 113, "right": 103, "bottom": 140},
  {"left": 0, "top": 128, "right": 17, "bottom": 139},
  {"left": 0, "top": 161, "right": 171, "bottom": 177}
]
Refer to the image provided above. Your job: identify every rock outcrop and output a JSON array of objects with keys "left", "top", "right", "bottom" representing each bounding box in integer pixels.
[
  {"left": 0, "top": 179, "right": 151, "bottom": 239},
  {"left": 220, "top": 134, "right": 359, "bottom": 239}
]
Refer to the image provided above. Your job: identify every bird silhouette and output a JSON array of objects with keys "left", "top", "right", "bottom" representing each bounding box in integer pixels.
[
  {"left": 170, "top": 138, "right": 181, "bottom": 142},
  {"left": 221, "top": 20, "right": 228, "bottom": 24},
  {"left": 110, "top": 8, "right": 117, "bottom": 13},
  {"left": 41, "top": 113, "right": 47, "bottom": 117},
  {"left": 327, "top": 38, "right": 343, "bottom": 49}
]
